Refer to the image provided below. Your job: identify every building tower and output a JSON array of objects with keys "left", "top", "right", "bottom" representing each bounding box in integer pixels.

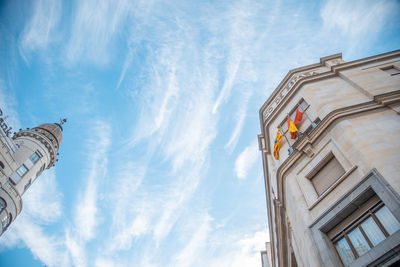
[
  {"left": 258, "top": 50, "right": 400, "bottom": 267},
  {"left": 0, "top": 116, "right": 65, "bottom": 236}
]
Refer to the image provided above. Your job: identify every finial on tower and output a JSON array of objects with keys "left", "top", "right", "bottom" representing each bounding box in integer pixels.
[{"left": 60, "top": 118, "right": 67, "bottom": 125}]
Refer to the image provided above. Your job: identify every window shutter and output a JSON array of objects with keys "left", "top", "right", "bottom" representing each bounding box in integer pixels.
[{"left": 311, "top": 157, "right": 345, "bottom": 196}]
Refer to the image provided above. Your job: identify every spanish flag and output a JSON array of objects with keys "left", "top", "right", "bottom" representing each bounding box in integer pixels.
[
  {"left": 288, "top": 116, "right": 298, "bottom": 139},
  {"left": 274, "top": 128, "right": 283, "bottom": 160}
]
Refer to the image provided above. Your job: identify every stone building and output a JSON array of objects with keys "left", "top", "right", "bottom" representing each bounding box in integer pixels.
[
  {"left": 0, "top": 114, "right": 65, "bottom": 236},
  {"left": 258, "top": 50, "right": 400, "bottom": 267}
]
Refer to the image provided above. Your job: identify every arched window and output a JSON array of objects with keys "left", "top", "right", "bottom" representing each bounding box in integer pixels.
[
  {"left": 1, "top": 213, "right": 10, "bottom": 229},
  {"left": 0, "top": 198, "right": 6, "bottom": 212}
]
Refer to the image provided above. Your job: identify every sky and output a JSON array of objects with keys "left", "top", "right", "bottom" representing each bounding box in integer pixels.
[{"left": 0, "top": 0, "right": 399, "bottom": 266}]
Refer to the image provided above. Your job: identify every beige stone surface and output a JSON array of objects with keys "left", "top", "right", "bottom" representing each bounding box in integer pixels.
[{"left": 259, "top": 50, "right": 400, "bottom": 267}]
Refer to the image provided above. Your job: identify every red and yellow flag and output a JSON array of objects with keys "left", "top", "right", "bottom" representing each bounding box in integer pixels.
[
  {"left": 294, "top": 108, "right": 303, "bottom": 126},
  {"left": 288, "top": 116, "right": 298, "bottom": 139},
  {"left": 274, "top": 128, "right": 283, "bottom": 160}
]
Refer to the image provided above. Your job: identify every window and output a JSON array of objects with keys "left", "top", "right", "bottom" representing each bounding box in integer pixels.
[
  {"left": 16, "top": 164, "right": 28, "bottom": 177},
  {"left": 332, "top": 202, "right": 400, "bottom": 266},
  {"left": 1, "top": 213, "right": 10, "bottom": 230},
  {"left": 309, "top": 169, "right": 400, "bottom": 267},
  {"left": 0, "top": 198, "right": 6, "bottom": 212},
  {"left": 280, "top": 99, "right": 309, "bottom": 134},
  {"left": 36, "top": 164, "right": 45, "bottom": 178},
  {"left": 308, "top": 155, "right": 345, "bottom": 196},
  {"left": 381, "top": 66, "right": 400, "bottom": 76},
  {"left": 29, "top": 151, "right": 42, "bottom": 164},
  {"left": 24, "top": 179, "right": 32, "bottom": 192}
]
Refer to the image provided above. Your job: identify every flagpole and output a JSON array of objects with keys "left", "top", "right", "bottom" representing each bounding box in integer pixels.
[
  {"left": 282, "top": 129, "right": 294, "bottom": 154},
  {"left": 303, "top": 110, "right": 317, "bottom": 128}
]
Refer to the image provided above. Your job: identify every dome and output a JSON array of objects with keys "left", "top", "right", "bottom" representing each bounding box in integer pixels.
[{"left": 35, "top": 123, "right": 63, "bottom": 148}]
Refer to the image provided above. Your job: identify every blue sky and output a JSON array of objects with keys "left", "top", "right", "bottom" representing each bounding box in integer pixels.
[{"left": 0, "top": 0, "right": 399, "bottom": 266}]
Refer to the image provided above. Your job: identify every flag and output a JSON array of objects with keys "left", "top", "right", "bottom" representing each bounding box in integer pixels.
[
  {"left": 274, "top": 128, "right": 283, "bottom": 160},
  {"left": 288, "top": 116, "right": 298, "bottom": 139},
  {"left": 294, "top": 108, "right": 303, "bottom": 126}
]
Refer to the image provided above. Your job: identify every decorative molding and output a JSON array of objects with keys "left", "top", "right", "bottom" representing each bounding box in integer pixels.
[
  {"left": 259, "top": 50, "right": 400, "bottom": 153},
  {"left": 262, "top": 70, "right": 320, "bottom": 121},
  {"left": 13, "top": 130, "right": 57, "bottom": 168},
  {"left": 308, "top": 165, "right": 357, "bottom": 210},
  {"left": 275, "top": 100, "right": 385, "bottom": 209},
  {"left": 302, "top": 143, "right": 314, "bottom": 158}
]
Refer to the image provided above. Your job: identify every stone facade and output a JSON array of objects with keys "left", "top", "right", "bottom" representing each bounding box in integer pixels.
[
  {"left": 0, "top": 116, "right": 64, "bottom": 236},
  {"left": 258, "top": 51, "right": 400, "bottom": 267}
]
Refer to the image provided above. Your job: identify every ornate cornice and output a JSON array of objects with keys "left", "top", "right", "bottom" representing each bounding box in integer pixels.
[
  {"left": 259, "top": 50, "right": 400, "bottom": 153},
  {"left": 13, "top": 130, "right": 57, "bottom": 168}
]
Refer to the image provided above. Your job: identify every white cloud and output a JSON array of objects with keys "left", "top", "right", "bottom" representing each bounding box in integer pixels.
[
  {"left": 66, "top": 121, "right": 111, "bottom": 267},
  {"left": 321, "top": 0, "right": 399, "bottom": 39},
  {"left": 74, "top": 121, "right": 111, "bottom": 241},
  {"left": 19, "top": 0, "right": 61, "bottom": 57},
  {"left": 95, "top": 257, "right": 125, "bottom": 267},
  {"left": 235, "top": 140, "right": 259, "bottom": 179},
  {"left": 0, "top": 79, "right": 20, "bottom": 130},
  {"left": 65, "top": 0, "right": 132, "bottom": 65},
  {"left": 11, "top": 216, "right": 65, "bottom": 267},
  {"left": 212, "top": 54, "right": 242, "bottom": 114},
  {"left": 225, "top": 91, "right": 252, "bottom": 151},
  {"left": 227, "top": 230, "right": 269, "bottom": 267},
  {"left": 105, "top": 163, "right": 149, "bottom": 252},
  {"left": 173, "top": 214, "right": 212, "bottom": 267},
  {"left": 65, "top": 230, "right": 86, "bottom": 267},
  {"left": 0, "top": 170, "right": 65, "bottom": 267},
  {"left": 23, "top": 170, "right": 62, "bottom": 223}
]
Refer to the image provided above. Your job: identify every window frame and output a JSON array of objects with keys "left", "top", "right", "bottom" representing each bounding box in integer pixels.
[
  {"left": 29, "top": 151, "right": 42, "bottom": 164},
  {"left": 279, "top": 98, "right": 310, "bottom": 135},
  {"left": 1, "top": 213, "right": 10, "bottom": 229},
  {"left": 307, "top": 153, "right": 346, "bottom": 196},
  {"left": 0, "top": 198, "right": 6, "bottom": 212},
  {"left": 331, "top": 201, "right": 399, "bottom": 264},
  {"left": 380, "top": 65, "right": 400, "bottom": 76},
  {"left": 24, "top": 179, "right": 32, "bottom": 192},
  {"left": 309, "top": 169, "right": 400, "bottom": 267},
  {"left": 16, "top": 164, "right": 28, "bottom": 177}
]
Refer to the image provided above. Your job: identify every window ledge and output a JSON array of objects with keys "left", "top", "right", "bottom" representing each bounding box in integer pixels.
[
  {"left": 309, "top": 165, "right": 357, "bottom": 210},
  {"left": 350, "top": 229, "right": 400, "bottom": 267}
]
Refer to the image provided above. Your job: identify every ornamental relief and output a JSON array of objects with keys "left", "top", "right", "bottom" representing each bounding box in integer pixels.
[{"left": 262, "top": 70, "right": 320, "bottom": 122}]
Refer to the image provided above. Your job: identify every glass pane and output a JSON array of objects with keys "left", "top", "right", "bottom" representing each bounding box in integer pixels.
[
  {"left": 16, "top": 165, "right": 28, "bottom": 177},
  {"left": 1, "top": 214, "right": 9, "bottom": 228},
  {"left": 335, "top": 238, "right": 355, "bottom": 266},
  {"left": 360, "top": 217, "right": 386, "bottom": 246},
  {"left": 0, "top": 198, "right": 5, "bottom": 210},
  {"left": 375, "top": 206, "right": 400, "bottom": 235},
  {"left": 347, "top": 227, "right": 371, "bottom": 256},
  {"left": 30, "top": 152, "right": 40, "bottom": 164}
]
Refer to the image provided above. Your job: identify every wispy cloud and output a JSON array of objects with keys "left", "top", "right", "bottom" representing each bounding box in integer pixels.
[
  {"left": 65, "top": 0, "right": 132, "bottom": 65},
  {"left": 225, "top": 230, "right": 269, "bottom": 267},
  {"left": 19, "top": 0, "right": 61, "bottom": 59},
  {"left": 8, "top": 0, "right": 399, "bottom": 265},
  {"left": 173, "top": 213, "right": 212, "bottom": 267},
  {"left": 212, "top": 54, "right": 242, "bottom": 114},
  {"left": 0, "top": 79, "right": 20, "bottom": 130},
  {"left": 66, "top": 121, "right": 111, "bottom": 266},
  {"left": 23, "top": 170, "right": 62, "bottom": 223},
  {"left": 0, "top": 170, "right": 65, "bottom": 267},
  {"left": 321, "top": 0, "right": 399, "bottom": 42},
  {"left": 234, "top": 140, "right": 259, "bottom": 179},
  {"left": 107, "top": 163, "right": 148, "bottom": 252},
  {"left": 225, "top": 91, "right": 252, "bottom": 151}
]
